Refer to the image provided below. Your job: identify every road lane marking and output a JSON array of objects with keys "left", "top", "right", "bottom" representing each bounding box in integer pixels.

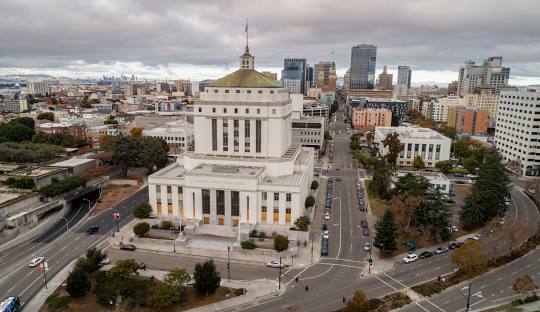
[
  {"left": 457, "top": 298, "right": 486, "bottom": 312},
  {"left": 300, "top": 265, "right": 334, "bottom": 281},
  {"left": 374, "top": 275, "right": 431, "bottom": 312},
  {"left": 284, "top": 265, "right": 312, "bottom": 287},
  {"left": 384, "top": 273, "right": 445, "bottom": 312},
  {"left": 491, "top": 293, "right": 524, "bottom": 303}
]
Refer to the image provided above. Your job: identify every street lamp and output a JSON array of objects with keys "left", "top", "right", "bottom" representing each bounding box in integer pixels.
[{"left": 170, "top": 227, "right": 176, "bottom": 253}]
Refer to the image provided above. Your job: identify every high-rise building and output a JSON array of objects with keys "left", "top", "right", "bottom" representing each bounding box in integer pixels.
[
  {"left": 156, "top": 82, "right": 170, "bottom": 93},
  {"left": 447, "top": 81, "right": 458, "bottom": 95},
  {"left": 344, "top": 69, "right": 351, "bottom": 91},
  {"left": 27, "top": 80, "right": 49, "bottom": 96},
  {"left": 281, "top": 79, "right": 302, "bottom": 94},
  {"left": 314, "top": 61, "right": 336, "bottom": 92},
  {"left": 447, "top": 106, "right": 489, "bottom": 135},
  {"left": 495, "top": 87, "right": 540, "bottom": 176},
  {"left": 394, "top": 66, "right": 412, "bottom": 97},
  {"left": 281, "top": 58, "right": 307, "bottom": 94},
  {"left": 463, "top": 93, "right": 499, "bottom": 119},
  {"left": 350, "top": 44, "right": 377, "bottom": 89},
  {"left": 4, "top": 99, "right": 28, "bottom": 113},
  {"left": 306, "top": 65, "right": 314, "bottom": 88},
  {"left": 260, "top": 71, "right": 278, "bottom": 80},
  {"left": 457, "top": 56, "right": 510, "bottom": 96},
  {"left": 376, "top": 65, "right": 393, "bottom": 90},
  {"left": 125, "top": 82, "right": 137, "bottom": 96}
]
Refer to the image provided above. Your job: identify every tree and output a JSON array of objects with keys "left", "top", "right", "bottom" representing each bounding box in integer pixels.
[
  {"left": 273, "top": 235, "right": 289, "bottom": 252},
  {"left": 374, "top": 210, "right": 397, "bottom": 254},
  {"left": 324, "top": 131, "right": 333, "bottom": 141},
  {"left": 10, "top": 117, "right": 35, "bottom": 130},
  {"left": 371, "top": 165, "right": 392, "bottom": 199},
  {"left": 103, "top": 115, "right": 118, "bottom": 125},
  {"left": 129, "top": 127, "right": 143, "bottom": 140},
  {"left": 164, "top": 268, "right": 191, "bottom": 288},
  {"left": 451, "top": 240, "right": 488, "bottom": 278},
  {"left": 111, "top": 136, "right": 139, "bottom": 176},
  {"left": 81, "top": 247, "right": 107, "bottom": 273},
  {"left": 193, "top": 260, "right": 221, "bottom": 296},
  {"left": 453, "top": 140, "right": 471, "bottom": 161},
  {"left": 294, "top": 216, "right": 311, "bottom": 231},
  {"left": 412, "top": 155, "right": 425, "bottom": 170},
  {"left": 305, "top": 195, "right": 315, "bottom": 208},
  {"left": 382, "top": 132, "right": 401, "bottom": 165},
  {"left": 512, "top": 275, "right": 538, "bottom": 296},
  {"left": 134, "top": 203, "right": 152, "bottom": 218},
  {"left": 66, "top": 267, "right": 91, "bottom": 298},
  {"left": 0, "top": 123, "right": 34, "bottom": 142},
  {"left": 37, "top": 112, "right": 55, "bottom": 121},
  {"left": 241, "top": 240, "right": 256, "bottom": 249},
  {"left": 393, "top": 174, "right": 431, "bottom": 197},
  {"left": 345, "top": 289, "right": 369, "bottom": 312},
  {"left": 133, "top": 222, "right": 150, "bottom": 237},
  {"left": 435, "top": 160, "right": 454, "bottom": 174},
  {"left": 460, "top": 148, "right": 510, "bottom": 230},
  {"left": 108, "top": 259, "right": 138, "bottom": 279},
  {"left": 146, "top": 281, "right": 182, "bottom": 311},
  {"left": 463, "top": 157, "right": 479, "bottom": 173},
  {"left": 439, "top": 124, "right": 456, "bottom": 138},
  {"left": 139, "top": 137, "right": 169, "bottom": 173},
  {"left": 311, "top": 180, "right": 319, "bottom": 190}
]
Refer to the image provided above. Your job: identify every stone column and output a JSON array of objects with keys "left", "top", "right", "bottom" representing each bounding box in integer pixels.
[
  {"left": 278, "top": 192, "right": 286, "bottom": 225},
  {"left": 225, "top": 190, "right": 232, "bottom": 226},
  {"left": 210, "top": 189, "right": 217, "bottom": 225}
]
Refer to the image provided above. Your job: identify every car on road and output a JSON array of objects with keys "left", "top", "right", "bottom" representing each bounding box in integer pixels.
[
  {"left": 360, "top": 220, "right": 368, "bottom": 228},
  {"left": 468, "top": 234, "right": 480, "bottom": 241},
  {"left": 29, "top": 256, "right": 44, "bottom": 267},
  {"left": 363, "top": 242, "right": 371, "bottom": 251},
  {"left": 0, "top": 296, "right": 21, "bottom": 312},
  {"left": 324, "top": 212, "right": 331, "bottom": 220},
  {"left": 99, "top": 258, "right": 111, "bottom": 266},
  {"left": 120, "top": 244, "right": 137, "bottom": 251},
  {"left": 266, "top": 260, "right": 285, "bottom": 268},
  {"left": 86, "top": 226, "right": 99, "bottom": 235},
  {"left": 322, "top": 232, "right": 329, "bottom": 239},
  {"left": 419, "top": 251, "right": 434, "bottom": 259},
  {"left": 322, "top": 224, "right": 328, "bottom": 231},
  {"left": 448, "top": 242, "right": 463, "bottom": 249},
  {"left": 402, "top": 254, "right": 418, "bottom": 263},
  {"left": 435, "top": 246, "right": 449, "bottom": 254},
  {"left": 362, "top": 228, "right": 370, "bottom": 236}
]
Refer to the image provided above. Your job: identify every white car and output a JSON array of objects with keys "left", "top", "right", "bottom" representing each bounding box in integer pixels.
[
  {"left": 402, "top": 254, "right": 418, "bottom": 264},
  {"left": 266, "top": 260, "right": 285, "bottom": 268},
  {"left": 324, "top": 212, "right": 331, "bottom": 220},
  {"left": 29, "top": 256, "right": 44, "bottom": 267},
  {"left": 322, "top": 232, "right": 329, "bottom": 239},
  {"left": 99, "top": 258, "right": 111, "bottom": 266}
]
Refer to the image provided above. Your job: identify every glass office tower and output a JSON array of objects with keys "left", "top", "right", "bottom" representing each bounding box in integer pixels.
[{"left": 350, "top": 44, "right": 377, "bottom": 89}]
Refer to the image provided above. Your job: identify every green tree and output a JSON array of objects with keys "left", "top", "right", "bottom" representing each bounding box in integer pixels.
[
  {"left": 164, "top": 268, "right": 191, "bottom": 288},
  {"left": 451, "top": 240, "right": 488, "bottom": 278},
  {"left": 412, "top": 155, "right": 426, "bottom": 170},
  {"left": 382, "top": 132, "right": 401, "bottom": 165},
  {"left": 81, "top": 247, "right": 107, "bottom": 273},
  {"left": 324, "top": 131, "right": 333, "bottom": 141},
  {"left": 139, "top": 136, "right": 170, "bottom": 173},
  {"left": 435, "top": 160, "right": 454, "bottom": 174},
  {"left": 374, "top": 210, "right": 397, "bottom": 253},
  {"left": 439, "top": 124, "right": 456, "bottom": 138},
  {"left": 393, "top": 174, "right": 431, "bottom": 197},
  {"left": 108, "top": 259, "right": 138, "bottom": 279},
  {"left": 146, "top": 281, "right": 182, "bottom": 311},
  {"left": 423, "top": 190, "right": 452, "bottom": 241},
  {"left": 10, "top": 117, "right": 35, "bottom": 130},
  {"left": 460, "top": 148, "right": 510, "bottom": 230},
  {"left": 133, "top": 203, "right": 152, "bottom": 218},
  {"left": 463, "top": 157, "right": 479, "bottom": 173},
  {"left": 133, "top": 222, "right": 150, "bottom": 237},
  {"left": 371, "top": 164, "right": 392, "bottom": 199},
  {"left": 0, "top": 123, "right": 35, "bottom": 142},
  {"left": 305, "top": 195, "right": 315, "bottom": 208},
  {"left": 453, "top": 140, "right": 471, "bottom": 161},
  {"left": 241, "top": 240, "right": 256, "bottom": 249},
  {"left": 193, "top": 260, "right": 221, "bottom": 296},
  {"left": 103, "top": 115, "right": 118, "bottom": 125},
  {"left": 311, "top": 180, "right": 319, "bottom": 190},
  {"left": 345, "top": 289, "right": 369, "bottom": 312},
  {"left": 112, "top": 136, "right": 139, "bottom": 177},
  {"left": 294, "top": 216, "right": 311, "bottom": 231},
  {"left": 37, "top": 112, "right": 55, "bottom": 121},
  {"left": 273, "top": 235, "right": 289, "bottom": 252},
  {"left": 66, "top": 267, "right": 91, "bottom": 298}
]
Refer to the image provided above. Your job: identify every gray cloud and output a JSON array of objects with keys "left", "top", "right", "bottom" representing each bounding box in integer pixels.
[{"left": 1, "top": 0, "right": 540, "bottom": 82}]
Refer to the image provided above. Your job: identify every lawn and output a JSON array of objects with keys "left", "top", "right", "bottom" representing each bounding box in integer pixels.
[{"left": 365, "top": 179, "right": 392, "bottom": 217}]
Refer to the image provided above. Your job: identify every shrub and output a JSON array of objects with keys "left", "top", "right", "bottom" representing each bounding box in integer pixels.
[
  {"left": 233, "top": 288, "right": 245, "bottom": 296},
  {"left": 39, "top": 175, "right": 88, "bottom": 197},
  {"left": 249, "top": 229, "right": 258, "bottom": 237},
  {"left": 6, "top": 176, "right": 35, "bottom": 189},
  {"left": 133, "top": 222, "right": 150, "bottom": 237},
  {"left": 305, "top": 195, "right": 315, "bottom": 208},
  {"left": 0, "top": 142, "right": 61, "bottom": 162},
  {"left": 258, "top": 231, "right": 266, "bottom": 238},
  {"left": 194, "top": 260, "right": 221, "bottom": 296},
  {"left": 294, "top": 216, "right": 311, "bottom": 231},
  {"left": 273, "top": 235, "right": 289, "bottom": 252},
  {"left": 241, "top": 240, "right": 256, "bottom": 249},
  {"left": 160, "top": 220, "right": 172, "bottom": 230},
  {"left": 45, "top": 293, "right": 71, "bottom": 312},
  {"left": 66, "top": 267, "right": 91, "bottom": 298},
  {"left": 133, "top": 203, "right": 152, "bottom": 218},
  {"left": 311, "top": 180, "right": 319, "bottom": 190}
]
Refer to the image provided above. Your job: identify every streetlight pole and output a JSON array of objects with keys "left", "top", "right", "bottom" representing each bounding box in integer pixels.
[
  {"left": 227, "top": 246, "right": 231, "bottom": 283},
  {"left": 311, "top": 237, "right": 314, "bottom": 263},
  {"left": 278, "top": 257, "right": 282, "bottom": 290},
  {"left": 465, "top": 281, "right": 472, "bottom": 312},
  {"left": 60, "top": 217, "right": 69, "bottom": 232}
]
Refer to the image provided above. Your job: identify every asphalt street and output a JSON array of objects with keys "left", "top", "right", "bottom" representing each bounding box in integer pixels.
[{"left": 0, "top": 186, "right": 148, "bottom": 309}]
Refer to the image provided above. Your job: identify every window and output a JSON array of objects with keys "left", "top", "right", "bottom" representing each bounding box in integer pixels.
[
  {"left": 245, "top": 108, "right": 249, "bottom": 114},
  {"left": 222, "top": 119, "right": 229, "bottom": 152},
  {"left": 272, "top": 109, "right": 276, "bottom": 114},
  {"left": 202, "top": 189, "right": 210, "bottom": 214},
  {"left": 245, "top": 120, "right": 251, "bottom": 152},
  {"left": 212, "top": 107, "right": 216, "bottom": 113},
  {"left": 274, "top": 193, "right": 279, "bottom": 201},
  {"left": 214, "top": 89, "right": 218, "bottom": 93},
  {"left": 435, "top": 144, "right": 441, "bottom": 160},
  {"left": 247, "top": 90, "right": 251, "bottom": 94},
  {"left": 262, "top": 192, "right": 267, "bottom": 200},
  {"left": 217, "top": 190, "right": 225, "bottom": 215},
  {"left": 286, "top": 193, "right": 291, "bottom": 201},
  {"left": 236, "top": 90, "right": 240, "bottom": 94},
  {"left": 225, "top": 90, "right": 229, "bottom": 93},
  {"left": 256, "top": 120, "right": 262, "bottom": 153},
  {"left": 211, "top": 119, "right": 217, "bottom": 151},
  {"left": 257, "top": 108, "right": 260, "bottom": 114},
  {"left": 167, "top": 186, "right": 172, "bottom": 193},
  {"left": 223, "top": 108, "right": 227, "bottom": 113},
  {"left": 198, "top": 107, "right": 202, "bottom": 113},
  {"left": 234, "top": 108, "right": 238, "bottom": 114},
  {"left": 258, "top": 90, "right": 263, "bottom": 94},
  {"left": 234, "top": 119, "right": 239, "bottom": 152},
  {"left": 231, "top": 191, "right": 240, "bottom": 216},
  {"left": 156, "top": 185, "right": 161, "bottom": 194}
]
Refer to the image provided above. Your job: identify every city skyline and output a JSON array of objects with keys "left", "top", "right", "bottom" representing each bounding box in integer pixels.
[{"left": 1, "top": 0, "right": 540, "bottom": 86}]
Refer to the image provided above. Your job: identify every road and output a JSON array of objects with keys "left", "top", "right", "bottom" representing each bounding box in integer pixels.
[
  {"left": 0, "top": 186, "right": 148, "bottom": 309},
  {"left": 237, "top": 102, "right": 540, "bottom": 312}
]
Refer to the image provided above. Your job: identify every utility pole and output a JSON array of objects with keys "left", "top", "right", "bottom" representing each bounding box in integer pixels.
[
  {"left": 227, "top": 246, "right": 231, "bottom": 283},
  {"left": 278, "top": 257, "right": 282, "bottom": 290},
  {"left": 466, "top": 281, "right": 472, "bottom": 312},
  {"left": 311, "top": 237, "right": 314, "bottom": 263}
]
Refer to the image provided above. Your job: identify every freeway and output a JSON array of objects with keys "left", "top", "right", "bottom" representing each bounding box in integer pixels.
[
  {"left": 240, "top": 101, "right": 540, "bottom": 312},
  {"left": 0, "top": 186, "right": 148, "bottom": 309}
]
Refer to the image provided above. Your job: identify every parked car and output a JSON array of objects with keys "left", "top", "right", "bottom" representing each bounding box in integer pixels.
[
  {"left": 86, "top": 226, "right": 99, "bottom": 235},
  {"left": 266, "top": 260, "right": 285, "bottom": 268},
  {"left": 360, "top": 220, "right": 368, "bottom": 228},
  {"left": 29, "top": 256, "right": 44, "bottom": 267},
  {"left": 324, "top": 212, "right": 331, "bottom": 220},
  {"left": 99, "top": 258, "right": 111, "bottom": 266},
  {"left": 322, "top": 232, "right": 329, "bottom": 239},
  {"left": 454, "top": 173, "right": 465, "bottom": 178},
  {"left": 363, "top": 242, "right": 371, "bottom": 251},
  {"left": 419, "top": 251, "right": 434, "bottom": 259},
  {"left": 362, "top": 228, "right": 370, "bottom": 236},
  {"left": 402, "top": 254, "right": 418, "bottom": 263},
  {"left": 448, "top": 242, "right": 462, "bottom": 249},
  {"left": 322, "top": 224, "right": 328, "bottom": 231},
  {"left": 120, "top": 244, "right": 137, "bottom": 251},
  {"left": 435, "top": 246, "right": 449, "bottom": 254}
]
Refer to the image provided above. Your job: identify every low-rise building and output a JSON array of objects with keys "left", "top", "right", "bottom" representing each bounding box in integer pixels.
[
  {"left": 291, "top": 117, "right": 325, "bottom": 151},
  {"left": 394, "top": 171, "right": 450, "bottom": 194},
  {"left": 447, "top": 106, "right": 489, "bottom": 135},
  {"left": 463, "top": 93, "right": 499, "bottom": 119},
  {"left": 3, "top": 99, "right": 28, "bottom": 113},
  {"left": 346, "top": 89, "right": 393, "bottom": 99},
  {"left": 351, "top": 108, "right": 392, "bottom": 131},
  {"left": 375, "top": 126, "right": 451, "bottom": 167},
  {"left": 142, "top": 121, "right": 194, "bottom": 156},
  {"left": 36, "top": 122, "right": 86, "bottom": 138},
  {"left": 349, "top": 97, "right": 408, "bottom": 126}
]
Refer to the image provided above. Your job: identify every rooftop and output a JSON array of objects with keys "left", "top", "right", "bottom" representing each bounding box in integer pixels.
[
  {"left": 209, "top": 69, "right": 282, "bottom": 88},
  {"left": 50, "top": 158, "right": 95, "bottom": 168},
  {"left": 375, "top": 126, "right": 449, "bottom": 140}
]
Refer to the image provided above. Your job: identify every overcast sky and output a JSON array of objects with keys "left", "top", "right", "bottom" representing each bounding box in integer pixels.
[{"left": 1, "top": 0, "right": 540, "bottom": 85}]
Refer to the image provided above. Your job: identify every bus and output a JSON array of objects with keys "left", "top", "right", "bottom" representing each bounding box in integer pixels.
[{"left": 0, "top": 297, "right": 20, "bottom": 312}]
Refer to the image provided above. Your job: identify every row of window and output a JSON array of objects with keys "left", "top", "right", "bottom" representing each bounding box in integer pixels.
[
  {"left": 198, "top": 106, "right": 280, "bottom": 116},
  {"left": 206, "top": 89, "right": 281, "bottom": 94},
  {"left": 501, "top": 95, "right": 540, "bottom": 101},
  {"left": 400, "top": 143, "right": 442, "bottom": 161},
  {"left": 212, "top": 118, "right": 261, "bottom": 153}
]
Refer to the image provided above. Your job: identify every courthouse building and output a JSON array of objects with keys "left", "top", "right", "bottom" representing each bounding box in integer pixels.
[{"left": 148, "top": 45, "right": 315, "bottom": 228}]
